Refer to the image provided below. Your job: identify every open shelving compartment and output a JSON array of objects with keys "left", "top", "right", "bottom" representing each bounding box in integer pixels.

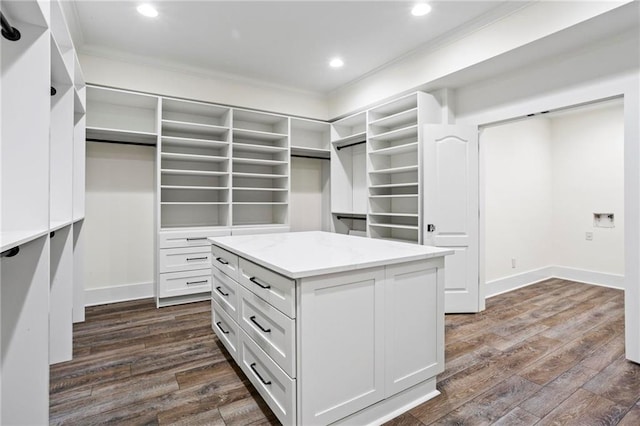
[
  {"left": 86, "top": 85, "right": 159, "bottom": 145},
  {"left": 290, "top": 118, "right": 331, "bottom": 158},
  {"left": 231, "top": 109, "right": 290, "bottom": 229},
  {"left": 160, "top": 98, "right": 231, "bottom": 229},
  {"left": 367, "top": 93, "right": 423, "bottom": 244}
]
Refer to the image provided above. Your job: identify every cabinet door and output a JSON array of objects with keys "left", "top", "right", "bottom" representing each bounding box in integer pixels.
[
  {"left": 299, "top": 267, "right": 385, "bottom": 425},
  {"left": 384, "top": 259, "right": 445, "bottom": 396}
]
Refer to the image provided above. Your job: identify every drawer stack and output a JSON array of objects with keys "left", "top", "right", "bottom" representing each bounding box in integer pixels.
[
  {"left": 158, "top": 228, "right": 230, "bottom": 304},
  {"left": 211, "top": 245, "right": 296, "bottom": 425}
]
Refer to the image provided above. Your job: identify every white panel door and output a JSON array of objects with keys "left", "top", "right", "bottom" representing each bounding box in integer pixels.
[{"left": 424, "top": 124, "right": 480, "bottom": 313}]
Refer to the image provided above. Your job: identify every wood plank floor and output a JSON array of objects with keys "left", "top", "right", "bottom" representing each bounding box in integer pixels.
[{"left": 50, "top": 279, "right": 640, "bottom": 425}]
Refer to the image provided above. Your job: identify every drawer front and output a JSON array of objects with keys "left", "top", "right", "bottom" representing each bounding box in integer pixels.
[
  {"left": 212, "top": 299, "right": 239, "bottom": 361},
  {"left": 239, "top": 258, "right": 295, "bottom": 318},
  {"left": 159, "top": 228, "right": 230, "bottom": 249},
  {"left": 239, "top": 329, "right": 296, "bottom": 426},
  {"left": 211, "top": 245, "right": 239, "bottom": 280},
  {"left": 159, "top": 246, "right": 212, "bottom": 274},
  {"left": 159, "top": 269, "right": 212, "bottom": 298},
  {"left": 239, "top": 286, "right": 295, "bottom": 378},
  {"left": 212, "top": 268, "right": 239, "bottom": 321}
]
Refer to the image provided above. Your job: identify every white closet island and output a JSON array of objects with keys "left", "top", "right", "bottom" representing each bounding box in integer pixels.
[{"left": 209, "top": 231, "right": 451, "bottom": 425}]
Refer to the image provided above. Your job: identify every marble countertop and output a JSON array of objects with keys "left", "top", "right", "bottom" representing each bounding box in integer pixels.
[{"left": 209, "top": 231, "right": 453, "bottom": 279}]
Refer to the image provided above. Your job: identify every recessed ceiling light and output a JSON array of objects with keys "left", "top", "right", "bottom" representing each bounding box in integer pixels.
[
  {"left": 137, "top": 4, "right": 158, "bottom": 18},
  {"left": 411, "top": 3, "right": 432, "bottom": 17},
  {"left": 329, "top": 58, "right": 344, "bottom": 68}
]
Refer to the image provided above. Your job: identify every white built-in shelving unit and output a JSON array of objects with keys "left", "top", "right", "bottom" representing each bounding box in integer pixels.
[
  {"left": 1, "top": 0, "right": 85, "bottom": 422},
  {"left": 330, "top": 112, "right": 368, "bottom": 236}
]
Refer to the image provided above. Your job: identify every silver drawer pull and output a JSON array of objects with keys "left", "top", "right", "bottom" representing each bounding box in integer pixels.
[
  {"left": 186, "top": 257, "right": 208, "bottom": 261},
  {"left": 249, "top": 276, "right": 271, "bottom": 289},
  {"left": 187, "top": 237, "right": 207, "bottom": 241},
  {"left": 215, "top": 286, "right": 229, "bottom": 297},
  {"left": 186, "top": 280, "right": 208, "bottom": 285},
  {"left": 215, "top": 321, "right": 230, "bottom": 334},
  {"left": 249, "top": 315, "right": 271, "bottom": 333},
  {"left": 216, "top": 257, "right": 229, "bottom": 265},
  {"left": 250, "top": 362, "right": 272, "bottom": 385}
]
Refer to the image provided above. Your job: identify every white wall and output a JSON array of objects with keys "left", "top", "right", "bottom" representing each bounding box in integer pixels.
[
  {"left": 290, "top": 157, "right": 330, "bottom": 232},
  {"left": 79, "top": 53, "right": 328, "bottom": 120},
  {"left": 84, "top": 142, "right": 155, "bottom": 304},
  {"left": 551, "top": 102, "right": 625, "bottom": 275},
  {"left": 483, "top": 118, "right": 553, "bottom": 282}
]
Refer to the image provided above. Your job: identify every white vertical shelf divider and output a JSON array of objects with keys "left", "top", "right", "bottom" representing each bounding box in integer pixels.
[
  {"left": 49, "top": 225, "right": 73, "bottom": 364},
  {"left": 330, "top": 111, "right": 368, "bottom": 236}
]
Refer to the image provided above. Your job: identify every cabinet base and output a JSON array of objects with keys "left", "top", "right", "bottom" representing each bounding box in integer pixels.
[
  {"left": 156, "top": 292, "right": 210, "bottom": 308},
  {"left": 330, "top": 378, "right": 439, "bottom": 426}
]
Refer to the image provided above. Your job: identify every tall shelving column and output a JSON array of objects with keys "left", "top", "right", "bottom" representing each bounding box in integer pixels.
[
  {"left": 330, "top": 112, "right": 367, "bottom": 236},
  {"left": 231, "top": 109, "right": 290, "bottom": 234},
  {"left": 157, "top": 98, "right": 232, "bottom": 306},
  {"left": 367, "top": 92, "right": 431, "bottom": 244}
]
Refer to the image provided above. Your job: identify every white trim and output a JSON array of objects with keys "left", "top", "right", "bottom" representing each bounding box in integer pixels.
[
  {"left": 84, "top": 282, "right": 155, "bottom": 306},
  {"left": 486, "top": 265, "right": 624, "bottom": 299}
]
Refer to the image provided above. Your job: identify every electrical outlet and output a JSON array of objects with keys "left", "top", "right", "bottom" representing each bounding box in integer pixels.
[
  {"left": 511, "top": 258, "right": 516, "bottom": 268},
  {"left": 586, "top": 232, "right": 593, "bottom": 241}
]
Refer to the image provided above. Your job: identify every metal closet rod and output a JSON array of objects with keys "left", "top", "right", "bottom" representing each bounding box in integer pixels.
[
  {"left": 1, "top": 11, "right": 21, "bottom": 41},
  {"left": 336, "top": 140, "right": 365, "bottom": 151},
  {"left": 1, "top": 246, "right": 20, "bottom": 258},
  {"left": 336, "top": 215, "right": 366, "bottom": 221},
  {"left": 291, "top": 154, "right": 330, "bottom": 161}
]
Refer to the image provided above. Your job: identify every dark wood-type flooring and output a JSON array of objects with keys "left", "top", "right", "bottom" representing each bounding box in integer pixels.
[{"left": 50, "top": 279, "right": 640, "bottom": 425}]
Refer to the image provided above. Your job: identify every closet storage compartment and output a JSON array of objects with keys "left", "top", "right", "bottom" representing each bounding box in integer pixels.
[
  {"left": 331, "top": 112, "right": 367, "bottom": 235},
  {"left": 290, "top": 118, "right": 330, "bottom": 158},
  {"left": 366, "top": 92, "right": 436, "bottom": 244},
  {"left": 86, "top": 86, "right": 159, "bottom": 145},
  {"left": 232, "top": 109, "right": 290, "bottom": 229}
]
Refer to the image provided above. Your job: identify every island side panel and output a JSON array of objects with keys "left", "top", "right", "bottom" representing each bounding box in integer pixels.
[
  {"left": 298, "top": 267, "right": 386, "bottom": 425},
  {"left": 384, "top": 257, "right": 445, "bottom": 396}
]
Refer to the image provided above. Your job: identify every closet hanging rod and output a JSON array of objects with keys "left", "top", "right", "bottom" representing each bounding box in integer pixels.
[
  {"left": 291, "top": 154, "right": 330, "bottom": 161},
  {"left": 1, "top": 246, "right": 20, "bottom": 258},
  {"left": 336, "top": 215, "right": 366, "bottom": 221},
  {"left": 1, "top": 11, "right": 21, "bottom": 41},
  {"left": 336, "top": 140, "right": 365, "bottom": 151},
  {"left": 87, "top": 138, "right": 156, "bottom": 148}
]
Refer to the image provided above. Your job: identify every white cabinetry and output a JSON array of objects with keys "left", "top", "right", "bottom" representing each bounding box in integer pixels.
[
  {"left": 209, "top": 232, "right": 448, "bottom": 425},
  {"left": 1, "top": 0, "right": 85, "bottom": 422}
]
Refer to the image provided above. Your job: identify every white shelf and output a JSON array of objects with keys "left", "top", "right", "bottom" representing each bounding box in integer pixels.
[
  {"left": 369, "top": 93, "right": 418, "bottom": 119},
  {"left": 369, "top": 142, "right": 418, "bottom": 156},
  {"left": 234, "top": 187, "right": 288, "bottom": 191},
  {"left": 161, "top": 169, "right": 228, "bottom": 176},
  {"left": 0, "top": 229, "right": 50, "bottom": 253},
  {"left": 233, "top": 128, "right": 288, "bottom": 141},
  {"left": 369, "top": 107, "right": 418, "bottom": 130},
  {"left": 162, "top": 152, "right": 228, "bottom": 163},
  {"left": 369, "top": 223, "right": 419, "bottom": 230},
  {"left": 369, "top": 194, "right": 419, "bottom": 199},
  {"left": 162, "top": 136, "right": 229, "bottom": 149},
  {"left": 233, "top": 202, "right": 288, "bottom": 205},
  {"left": 332, "top": 211, "right": 367, "bottom": 217},
  {"left": 50, "top": 220, "right": 74, "bottom": 233},
  {"left": 332, "top": 131, "right": 367, "bottom": 148},
  {"left": 369, "top": 212, "right": 419, "bottom": 218},
  {"left": 233, "top": 172, "right": 288, "bottom": 178},
  {"left": 290, "top": 146, "right": 330, "bottom": 159},
  {"left": 233, "top": 142, "right": 288, "bottom": 153},
  {"left": 368, "top": 125, "right": 417, "bottom": 142},
  {"left": 233, "top": 157, "right": 287, "bottom": 166},
  {"left": 162, "top": 119, "right": 229, "bottom": 136},
  {"left": 161, "top": 185, "right": 228, "bottom": 190},
  {"left": 369, "top": 165, "right": 418, "bottom": 175},
  {"left": 87, "top": 126, "right": 157, "bottom": 145},
  {"left": 161, "top": 202, "right": 228, "bottom": 205},
  {"left": 370, "top": 183, "right": 418, "bottom": 189}
]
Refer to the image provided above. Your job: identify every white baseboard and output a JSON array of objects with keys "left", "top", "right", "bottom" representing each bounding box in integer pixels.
[
  {"left": 485, "top": 265, "right": 624, "bottom": 298},
  {"left": 84, "top": 281, "right": 155, "bottom": 306}
]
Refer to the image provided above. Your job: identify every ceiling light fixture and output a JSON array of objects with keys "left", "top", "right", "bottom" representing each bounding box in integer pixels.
[
  {"left": 411, "top": 3, "right": 432, "bottom": 17},
  {"left": 329, "top": 58, "right": 344, "bottom": 68},
  {"left": 137, "top": 4, "right": 158, "bottom": 18}
]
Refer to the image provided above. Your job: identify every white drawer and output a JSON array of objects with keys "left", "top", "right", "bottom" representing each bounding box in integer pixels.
[
  {"left": 211, "top": 245, "right": 239, "bottom": 280},
  {"left": 159, "top": 246, "right": 212, "bottom": 274},
  {"left": 239, "top": 286, "right": 295, "bottom": 378},
  {"left": 239, "top": 329, "right": 296, "bottom": 426},
  {"left": 212, "top": 268, "right": 239, "bottom": 321},
  {"left": 159, "top": 269, "right": 212, "bottom": 298},
  {"left": 239, "top": 258, "right": 295, "bottom": 318},
  {"left": 159, "top": 228, "right": 229, "bottom": 249},
  {"left": 212, "top": 299, "right": 239, "bottom": 361}
]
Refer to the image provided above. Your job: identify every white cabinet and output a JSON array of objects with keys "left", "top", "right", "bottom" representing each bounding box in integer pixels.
[{"left": 209, "top": 232, "right": 448, "bottom": 425}]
